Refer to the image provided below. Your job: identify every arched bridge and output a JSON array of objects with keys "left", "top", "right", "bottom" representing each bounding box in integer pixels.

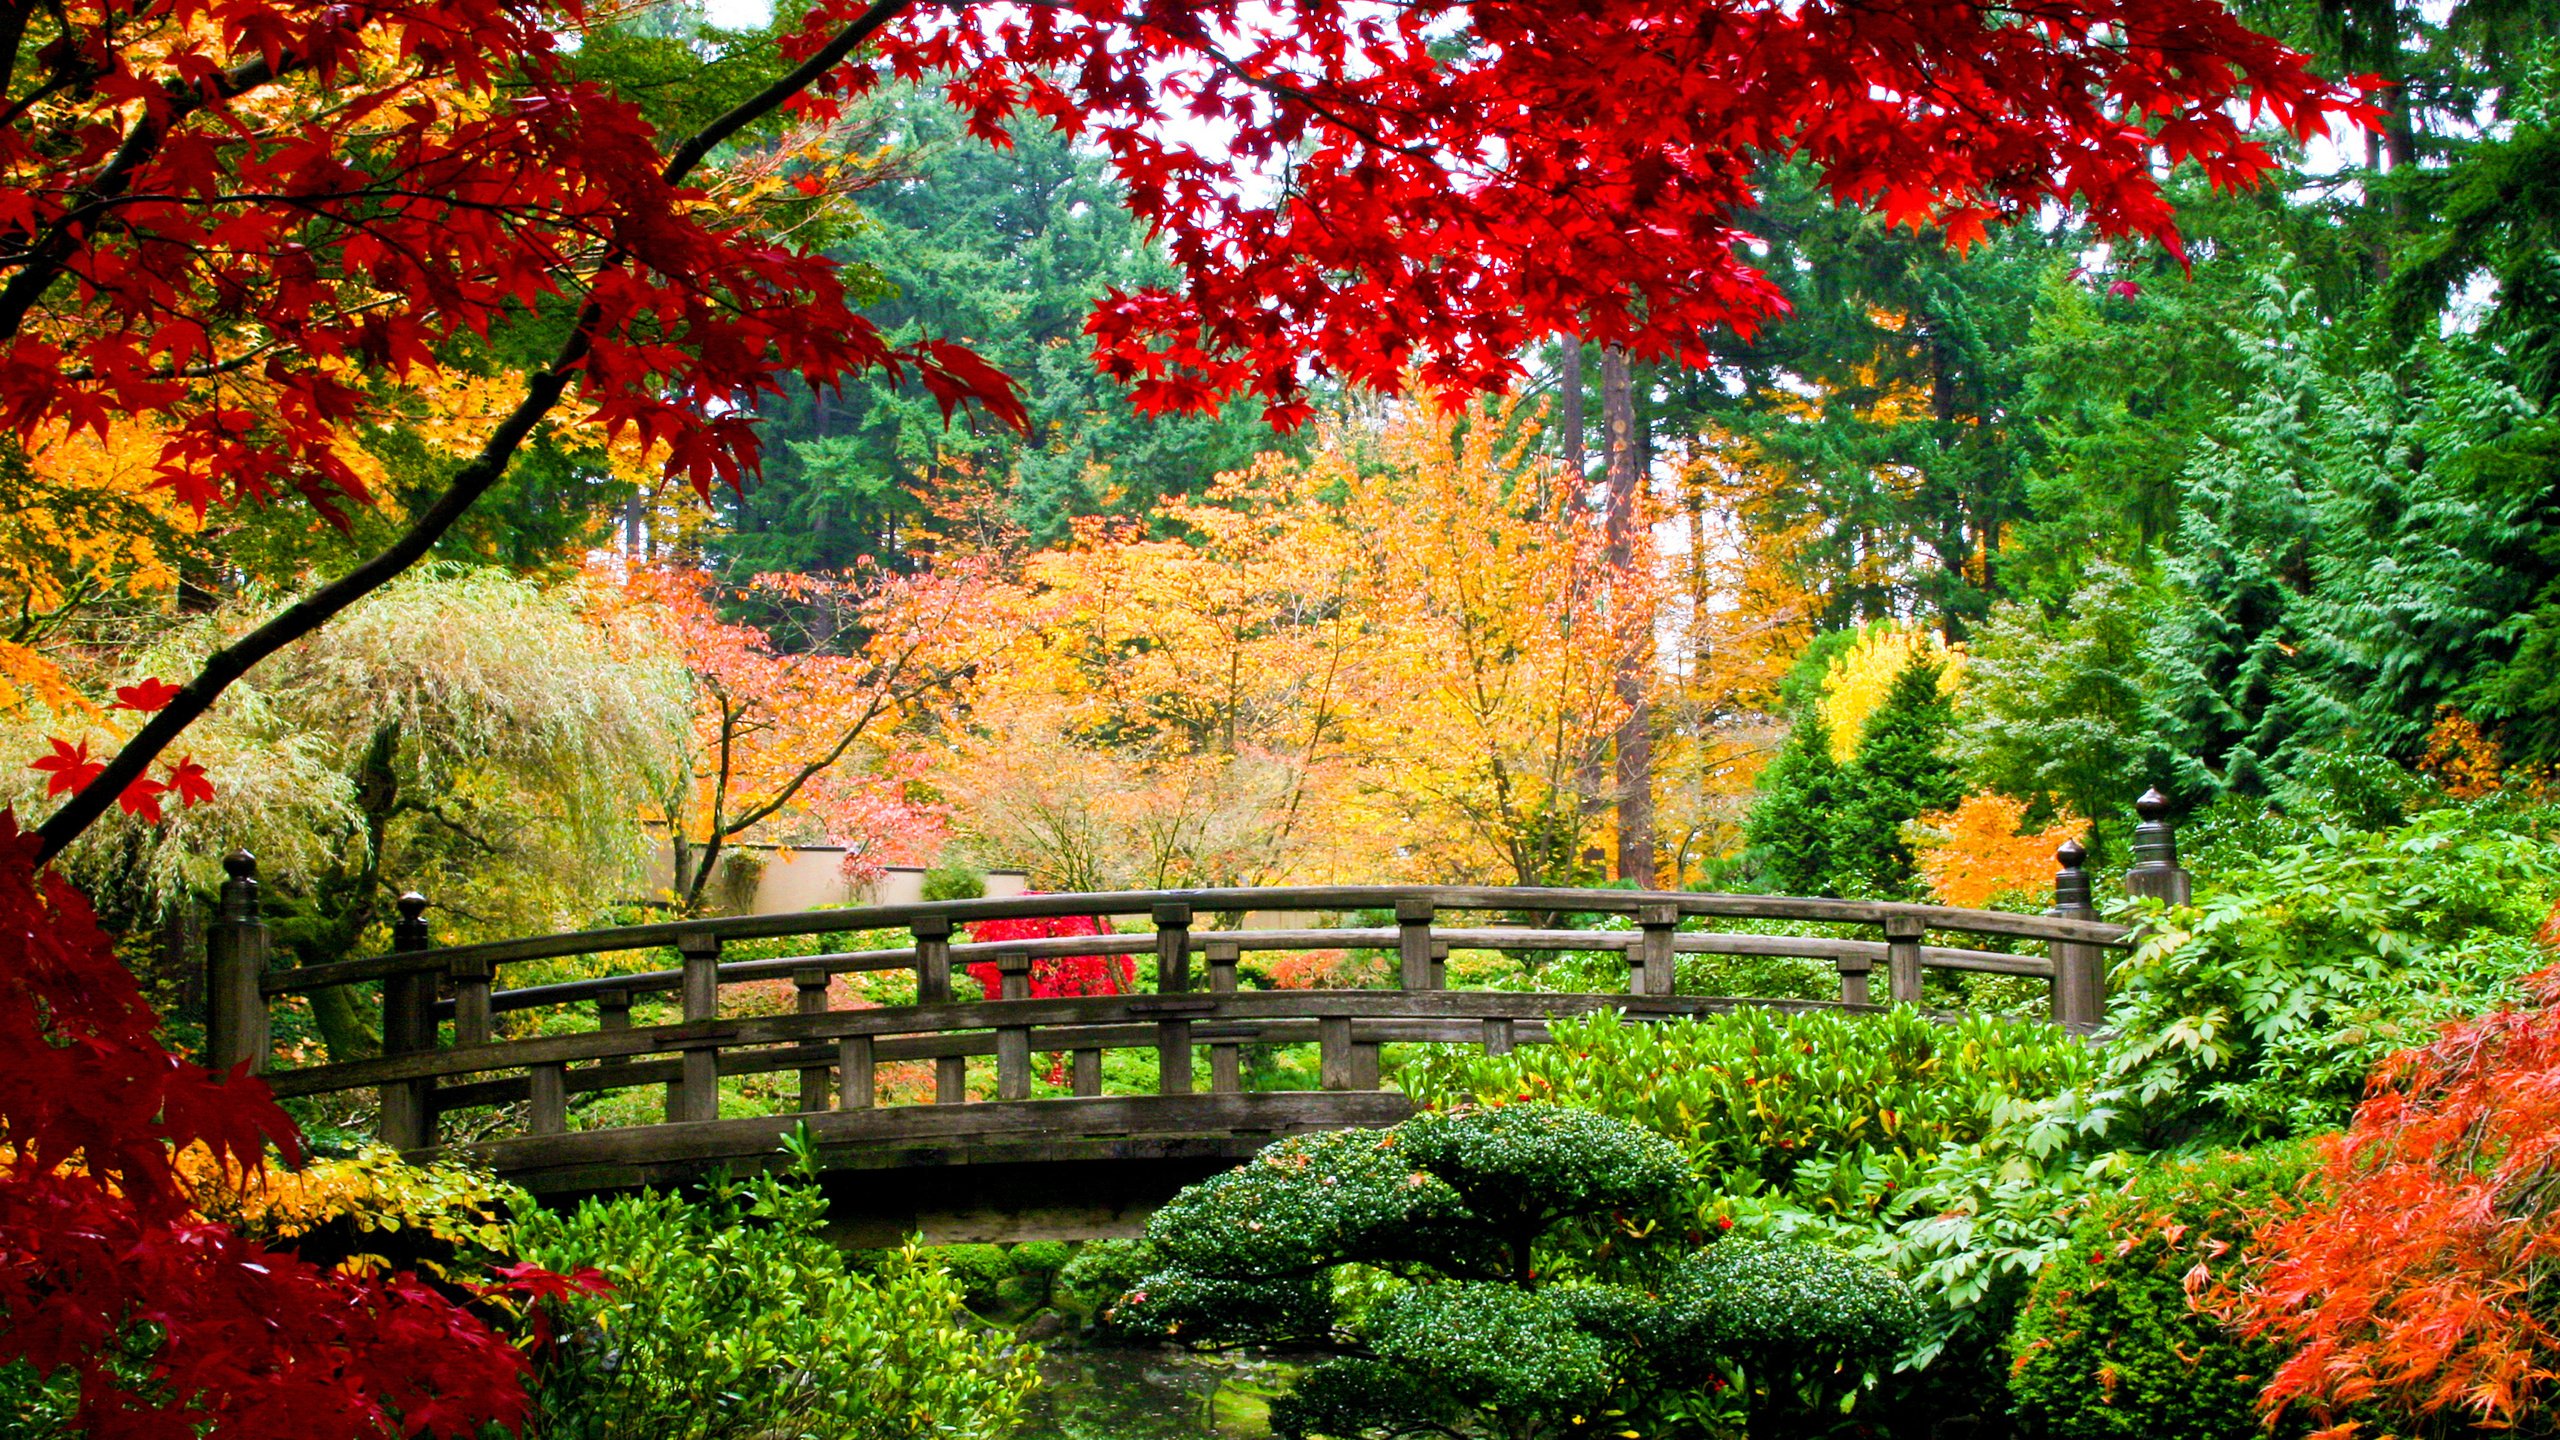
[{"left": 223, "top": 807, "right": 2187, "bottom": 1242}]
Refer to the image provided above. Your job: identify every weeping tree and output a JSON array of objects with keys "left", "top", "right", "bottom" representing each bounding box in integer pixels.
[
  {"left": 1106, "top": 1104, "right": 1917, "bottom": 1440},
  {"left": 17, "top": 565, "right": 684, "bottom": 1060}
]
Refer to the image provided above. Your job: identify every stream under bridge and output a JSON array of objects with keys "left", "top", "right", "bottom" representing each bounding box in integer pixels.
[{"left": 221, "top": 798, "right": 2189, "bottom": 1242}]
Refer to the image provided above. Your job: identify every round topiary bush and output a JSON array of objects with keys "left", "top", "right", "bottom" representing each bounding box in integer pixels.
[{"left": 2007, "top": 1145, "right": 2318, "bottom": 1440}]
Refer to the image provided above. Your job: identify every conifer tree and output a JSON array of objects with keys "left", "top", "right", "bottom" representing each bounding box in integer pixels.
[
  {"left": 1743, "top": 709, "right": 1843, "bottom": 896},
  {"left": 1830, "top": 659, "right": 1964, "bottom": 898}
]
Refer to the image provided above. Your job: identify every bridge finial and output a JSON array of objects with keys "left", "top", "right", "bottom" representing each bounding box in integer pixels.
[{"left": 2126, "top": 788, "right": 2192, "bottom": 906}]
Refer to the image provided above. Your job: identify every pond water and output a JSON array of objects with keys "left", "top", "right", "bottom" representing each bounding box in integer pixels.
[{"left": 1014, "top": 1348, "right": 1297, "bottom": 1440}]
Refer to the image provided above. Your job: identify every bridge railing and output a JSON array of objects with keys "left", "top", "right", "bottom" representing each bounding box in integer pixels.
[{"left": 213, "top": 792, "right": 2191, "bottom": 1156}]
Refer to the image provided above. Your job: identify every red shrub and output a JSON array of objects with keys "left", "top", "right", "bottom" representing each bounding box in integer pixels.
[{"left": 965, "top": 909, "right": 1130, "bottom": 998}]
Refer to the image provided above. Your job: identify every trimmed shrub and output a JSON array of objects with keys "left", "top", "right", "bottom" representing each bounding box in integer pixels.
[{"left": 2007, "top": 1145, "right": 2319, "bottom": 1440}]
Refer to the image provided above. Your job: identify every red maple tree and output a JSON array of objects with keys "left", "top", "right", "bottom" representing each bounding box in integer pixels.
[
  {"left": 0, "top": 815, "right": 550, "bottom": 1438},
  {"left": 10, "top": 0, "right": 2369, "bottom": 853},
  {"left": 965, "top": 908, "right": 1129, "bottom": 999}
]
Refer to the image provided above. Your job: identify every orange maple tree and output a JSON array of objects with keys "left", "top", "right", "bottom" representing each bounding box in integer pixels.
[{"left": 599, "top": 562, "right": 1012, "bottom": 913}]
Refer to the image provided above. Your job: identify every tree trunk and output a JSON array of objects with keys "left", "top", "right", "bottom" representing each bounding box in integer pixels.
[
  {"left": 1559, "top": 339, "right": 1585, "bottom": 509},
  {"left": 1602, "top": 347, "right": 1655, "bottom": 885}
]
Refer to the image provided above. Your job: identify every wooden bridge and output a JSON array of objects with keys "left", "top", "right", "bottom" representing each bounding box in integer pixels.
[{"left": 217, "top": 796, "right": 2192, "bottom": 1242}]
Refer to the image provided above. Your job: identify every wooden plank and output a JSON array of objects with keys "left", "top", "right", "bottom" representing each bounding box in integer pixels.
[
  {"left": 1319, "top": 1017, "right": 1353, "bottom": 1091},
  {"left": 528, "top": 1063, "right": 567, "bottom": 1135},
  {"left": 452, "top": 1090, "right": 1421, "bottom": 1192},
  {"left": 839, "top": 1035, "right": 874, "bottom": 1110}
]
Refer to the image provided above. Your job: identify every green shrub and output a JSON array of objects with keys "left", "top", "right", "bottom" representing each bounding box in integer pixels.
[
  {"left": 1010, "top": 1240, "right": 1073, "bottom": 1277},
  {"left": 512, "top": 1163, "right": 1036, "bottom": 1440},
  {"left": 2106, "top": 796, "right": 2560, "bottom": 1143},
  {"left": 1110, "top": 1105, "right": 1913, "bottom": 1437},
  {"left": 1405, "top": 1007, "right": 2101, "bottom": 1226},
  {"left": 1055, "top": 1238, "right": 1156, "bottom": 1316},
  {"left": 934, "top": 1242, "right": 1013, "bottom": 1308},
  {"left": 2008, "top": 1145, "right": 2320, "bottom": 1440}
]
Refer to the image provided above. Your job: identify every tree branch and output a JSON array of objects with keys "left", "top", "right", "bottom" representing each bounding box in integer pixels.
[{"left": 33, "top": 0, "right": 918, "bottom": 862}]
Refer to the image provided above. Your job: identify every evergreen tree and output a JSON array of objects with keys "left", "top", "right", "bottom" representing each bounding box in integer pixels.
[
  {"left": 1742, "top": 709, "right": 1843, "bottom": 896},
  {"left": 1830, "top": 659, "right": 1964, "bottom": 899},
  {"left": 715, "top": 90, "right": 1276, "bottom": 580}
]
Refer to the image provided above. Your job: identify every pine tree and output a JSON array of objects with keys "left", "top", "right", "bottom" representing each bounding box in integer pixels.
[
  {"left": 1829, "top": 659, "right": 1964, "bottom": 899},
  {"left": 1742, "top": 709, "right": 1843, "bottom": 896}
]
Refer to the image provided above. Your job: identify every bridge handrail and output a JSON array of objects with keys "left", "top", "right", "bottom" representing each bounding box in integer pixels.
[
  {"left": 260, "top": 885, "right": 2133, "bottom": 998},
  {"left": 386, "top": 927, "right": 2056, "bottom": 1018}
]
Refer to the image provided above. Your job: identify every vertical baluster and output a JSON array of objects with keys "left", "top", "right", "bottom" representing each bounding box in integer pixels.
[
  {"left": 1206, "top": 939, "right": 1242, "bottom": 1093},
  {"left": 1071, "top": 1047, "right": 1102, "bottom": 1098},
  {"left": 1428, "top": 939, "right": 1449, "bottom": 992},
  {"left": 912, "top": 916, "right": 964, "bottom": 1105},
  {"left": 1836, "top": 951, "right": 1874, "bottom": 1008},
  {"left": 1351, "top": 1031, "right": 1381, "bottom": 1090},
  {"left": 596, "top": 986, "right": 631, "bottom": 1064},
  {"left": 449, "top": 951, "right": 493, "bottom": 1047},
  {"left": 838, "top": 1033, "right": 875, "bottom": 1109},
  {"left": 995, "top": 950, "right": 1032, "bottom": 1102},
  {"left": 528, "top": 1062, "right": 568, "bottom": 1136},
  {"left": 1885, "top": 915, "right": 1925, "bottom": 1006},
  {"left": 205, "top": 851, "right": 271, "bottom": 1075},
  {"left": 1636, "top": 903, "right": 1679, "bottom": 997},
  {"left": 2124, "top": 789, "right": 2193, "bottom": 906},
  {"left": 1396, "top": 898, "right": 1435, "bottom": 990},
  {"left": 795, "top": 966, "right": 833, "bottom": 1112},
  {"left": 1482, "top": 1017, "right": 1516, "bottom": 1056},
  {"left": 670, "top": 932, "right": 720, "bottom": 1123},
  {"left": 379, "top": 892, "right": 435, "bottom": 1150},
  {"left": 1154, "top": 902, "right": 1193, "bottom": 1096},
  {"left": 2049, "top": 840, "right": 2103, "bottom": 1032},
  {"left": 1319, "top": 1015, "right": 1355, "bottom": 1091}
]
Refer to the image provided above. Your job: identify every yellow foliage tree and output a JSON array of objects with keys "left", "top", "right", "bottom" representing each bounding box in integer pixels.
[
  {"left": 1821, "top": 623, "right": 1966, "bottom": 761},
  {"left": 1907, "top": 793, "right": 2081, "bottom": 909}
]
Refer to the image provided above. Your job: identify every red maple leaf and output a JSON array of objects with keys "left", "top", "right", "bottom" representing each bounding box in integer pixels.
[
  {"left": 29, "top": 738, "right": 102, "bottom": 798},
  {"left": 167, "top": 756, "right": 215, "bottom": 809},
  {"left": 110, "top": 677, "right": 181, "bottom": 712},
  {"left": 116, "top": 776, "right": 168, "bottom": 824}
]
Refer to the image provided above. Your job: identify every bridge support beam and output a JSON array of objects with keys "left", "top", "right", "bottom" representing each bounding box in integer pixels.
[
  {"left": 380, "top": 892, "right": 435, "bottom": 1150},
  {"left": 913, "top": 916, "right": 964, "bottom": 1104},
  {"left": 1397, "top": 899, "right": 1436, "bottom": 990}
]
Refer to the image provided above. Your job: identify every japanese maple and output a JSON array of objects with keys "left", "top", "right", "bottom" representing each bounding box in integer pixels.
[
  {"left": 0, "top": 815, "right": 541, "bottom": 1438},
  {"left": 964, "top": 908, "right": 1128, "bottom": 999},
  {"left": 9, "top": 0, "right": 2369, "bottom": 854},
  {"left": 2234, "top": 959, "right": 2560, "bottom": 1434}
]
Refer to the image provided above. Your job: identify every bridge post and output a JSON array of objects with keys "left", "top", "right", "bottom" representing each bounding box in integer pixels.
[
  {"left": 795, "top": 966, "right": 833, "bottom": 1111},
  {"left": 1884, "top": 915, "right": 1926, "bottom": 1005},
  {"left": 994, "top": 950, "right": 1032, "bottom": 1101},
  {"left": 670, "top": 932, "right": 720, "bottom": 1122},
  {"left": 1429, "top": 939, "right": 1449, "bottom": 991},
  {"left": 838, "top": 1033, "right": 875, "bottom": 1109},
  {"left": 912, "top": 916, "right": 965, "bottom": 1105},
  {"left": 1636, "top": 904, "right": 1679, "bottom": 997},
  {"left": 1154, "top": 902, "right": 1194, "bottom": 1095},
  {"left": 1396, "top": 898, "right": 1436, "bottom": 990},
  {"left": 1206, "top": 938, "right": 1242, "bottom": 1093},
  {"left": 2125, "top": 788, "right": 2193, "bottom": 907},
  {"left": 1482, "top": 1017, "right": 1516, "bottom": 1055},
  {"left": 596, "top": 987, "right": 631, "bottom": 1066},
  {"left": 205, "top": 851, "right": 271, "bottom": 1076},
  {"left": 1320, "top": 1016, "right": 1355, "bottom": 1090},
  {"left": 2048, "top": 840, "right": 2102, "bottom": 1032},
  {"left": 378, "top": 892, "right": 435, "bottom": 1150},
  {"left": 449, "top": 953, "right": 493, "bottom": 1046}
]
